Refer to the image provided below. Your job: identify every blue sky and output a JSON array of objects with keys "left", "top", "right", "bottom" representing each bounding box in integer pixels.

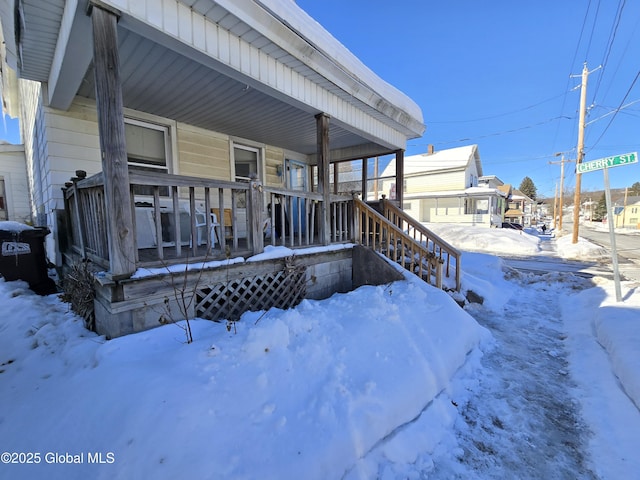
[
  {"left": 296, "top": 0, "right": 640, "bottom": 198},
  {"left": 2, "top": 1, "right": 639, "bottom": 199}
]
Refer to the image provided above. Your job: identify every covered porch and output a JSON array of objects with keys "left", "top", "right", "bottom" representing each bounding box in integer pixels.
[
  {"left": 52, "top": 0, "right": 422, "bottom": 278},
  {"left": 2, "top": 0, "right": 433, "bottom": 337}
]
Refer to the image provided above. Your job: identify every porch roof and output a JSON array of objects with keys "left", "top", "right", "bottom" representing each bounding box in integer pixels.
[{"left": 0, "top": 0, "right": 425, "bottom": 159}]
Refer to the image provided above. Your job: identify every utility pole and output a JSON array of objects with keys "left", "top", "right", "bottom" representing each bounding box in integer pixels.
[
  {"left": 572, "top": 63, "right": 589, "bottom": 243},
  {"left": 550, "top": 153, "right": 569, "bottom": 229},
  {"left": 571, "top": 63, "right": 600, "bottom": 243},
  {"left": 553, "top": 182, "right": 558, "bottom": 229}
]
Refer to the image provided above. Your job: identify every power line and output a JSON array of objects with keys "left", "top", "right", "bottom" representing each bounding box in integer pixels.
[
  {"left": 413, "top": 115, "right": 573, "bottom": 147},
  {"left": 551, "top": 1, "right": 593, "bottom": 154},
  {"left": 426, "top": 92, "right": 569, "bottom": 124},
  {"left": 588, "top": 69, "right": 640, "bottom": 151},
  {"left": 592, "top": 0, "right": 627, "bottom": 101},
  {"left": 598, "top": 7, "right": 640, "bottom": 103},
  {"left": 585, "top": 98, "right": 640, "bottom": 125},
  {"left": 585, "top": 0, "right": 602, "bottom": 61}
]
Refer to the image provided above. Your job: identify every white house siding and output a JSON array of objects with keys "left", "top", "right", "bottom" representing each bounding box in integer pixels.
[
  {"left": 0, "top": 144, "right": 31, "bottom": 223},
  {"left": 464, "top": 162, "right": 481, "bottom": 188},
  {"left": 405, "top": 170, "right": 465, "bottom": 194}
]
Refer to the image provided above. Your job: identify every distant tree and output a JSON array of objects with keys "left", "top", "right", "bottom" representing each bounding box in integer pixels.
[
  {"left": 594, "top": 193, "right": 607, "bottom": 221},
  {"left": 630, "top": 181, "right": 640, "bottom": 195},
  {"left": 519, "top": 177, "right": 537, "bottom": 200}
]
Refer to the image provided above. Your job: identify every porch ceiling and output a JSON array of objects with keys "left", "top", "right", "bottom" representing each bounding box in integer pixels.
[{"left": 76, "top": 28, "right": 366, "bottom": 156}]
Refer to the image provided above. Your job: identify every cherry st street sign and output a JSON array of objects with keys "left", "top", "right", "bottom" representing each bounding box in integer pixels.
[{"left": 576, "top": 152, "right": 638, "bottom": 174}]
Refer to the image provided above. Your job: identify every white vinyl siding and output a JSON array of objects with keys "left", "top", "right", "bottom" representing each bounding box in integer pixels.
[
  {"left": 405, "top": 170, "right": 466, "bottom": 194},
  {"left": 0, "top": 146, "right": 31, "bottom": 223}
]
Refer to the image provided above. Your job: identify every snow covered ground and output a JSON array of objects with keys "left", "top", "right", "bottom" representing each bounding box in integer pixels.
[{"left": 0, "top": 224, "right": 638, "bottom": 479}]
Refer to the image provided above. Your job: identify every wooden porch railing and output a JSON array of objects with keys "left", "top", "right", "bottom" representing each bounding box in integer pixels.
[
  {"left": 263, "top": 186, "right": 353, "bottom": 248},
  {"left": 63, "top": 169, "right": 459, "bottom": 290},
  {"left": 63, "top": 170, "right": 255, "bottom": 269},
  {"left": 353, "top": 197, "right": 461, "bottom": 291},
  {"left": 63, "top": 170, "right": 355, "bottom": 274}
]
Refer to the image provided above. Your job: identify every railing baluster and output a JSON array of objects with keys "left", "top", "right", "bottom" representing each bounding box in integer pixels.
[
  {"left": 172, "top": 186, "right": 181, "bottom": 257},
  {"left": 204, "top": 187, "right": 212, "bottom": 254},
  {"left": 231, "top": 190, "right": 239, "bottom": 250},
  {"left": 153, "top": 187, "right": 163, "bottom": 260}
]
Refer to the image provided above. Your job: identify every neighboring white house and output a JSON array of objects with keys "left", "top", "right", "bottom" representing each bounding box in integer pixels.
[
  {"left": 381, "top": 145, "right": 507, "bottom": 227},
  {"left": 0, "top": 141, "right": 31, "bottom": 223}
]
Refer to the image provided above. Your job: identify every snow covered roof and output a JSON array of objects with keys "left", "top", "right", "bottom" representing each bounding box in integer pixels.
[
  {"left": 382, "top": 145, "right": 482, "bottom": 178},
  {"left": 479, "top": 175, "right": 505, "bottom": 187},
  {"left": 510, "top": 189, "right": 534, "bottom": 202},
  {"left": 258, "top": 0, "right": 423, "bottom": 124}
]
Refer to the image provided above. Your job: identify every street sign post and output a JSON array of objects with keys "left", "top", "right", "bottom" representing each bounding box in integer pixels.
[
  {"left": 576, "top": 152, "right": 637, "bottom": 173},
  {"left": 576, "top": 151, "right": 637, "bottom": 302}
]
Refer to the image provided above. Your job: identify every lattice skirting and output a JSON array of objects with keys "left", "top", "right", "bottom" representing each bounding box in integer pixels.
[{"left": 195, "top": 266, "right": 307, "bottom": 322}]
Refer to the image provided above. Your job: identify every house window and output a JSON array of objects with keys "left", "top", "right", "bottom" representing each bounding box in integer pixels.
[
  {"left": 233, "top": 144, "right": 261, "bottom": 207},
  {"left": 233, "top": 144, "right": 260, "bottom": 182},
  {"left": 476, "top": 199, "right": 489, "bottom": 214},
  {"left": 125, "top": 119, "right": 170, "bottom": 196}
]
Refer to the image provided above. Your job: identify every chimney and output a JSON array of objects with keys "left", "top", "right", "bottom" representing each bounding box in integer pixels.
[{"left": 427, "top": 144, "right": 435, "bottom": 155}]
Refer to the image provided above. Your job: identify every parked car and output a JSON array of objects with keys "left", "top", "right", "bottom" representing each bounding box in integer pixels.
[{"left": 501, "top": 222, "right": 523, "bottom": 230}]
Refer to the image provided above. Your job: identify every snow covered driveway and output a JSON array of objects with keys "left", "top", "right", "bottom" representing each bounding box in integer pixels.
[{"left": 429, "top": 268, "right": 599, "bottom": 479}]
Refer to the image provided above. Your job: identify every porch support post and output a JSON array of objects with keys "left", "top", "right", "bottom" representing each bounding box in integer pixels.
[
  {"left": 91, "top": 5, "right": 135, "bottom": 279},
  {"left": 488, "top": 196, "right": 493, "bottom": 226},
  {"left": 248, "top": 178, "right": 264, "bottom": 255},
  {"left": 395, "top": 149, "right": 404, "bottom": 206},
  {"left": 315, "top": 113, "right": 331, "bottom": 245},
  {"left": 361, "top": 157, "right": 368, "bottom": 200}
]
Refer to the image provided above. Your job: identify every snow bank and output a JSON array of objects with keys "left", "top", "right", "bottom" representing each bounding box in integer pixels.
[
  {"left": 593, "top": 298, "right": 640, "bottom": 411},
  {"left": 555, "top": 234, "right": 609, "bottom": 260},
  {"left": 0, "top": 275, "right": 487, "bottom": 480},
  {"left": 425, "top": 223, "right": 541, "bottom": 256}
]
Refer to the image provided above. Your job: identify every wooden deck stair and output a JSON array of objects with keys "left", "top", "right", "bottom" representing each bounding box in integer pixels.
[{"left": 353, "top": 197, "right": 461, "bottom": 291}]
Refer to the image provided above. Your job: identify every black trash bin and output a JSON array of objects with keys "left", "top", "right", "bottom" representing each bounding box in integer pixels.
[{"left": 0, "top": 222, "right": 57, "bottom": 295}]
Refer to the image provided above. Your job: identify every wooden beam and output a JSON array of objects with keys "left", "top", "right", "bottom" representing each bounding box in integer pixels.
[
  {"left": 361, "top": 157, "right": 367, "bottom": 200},
  {"left": 315, "top": 113, "right": 331, "bottom": 245},
  {"left": 395, "top": 149, "right": 404, "bottom": 206},
  {"left": 248, "top": 179, "right": 264, "bottom": 255},
  {"left": 91, "top": 6, "right": 135, "bottom": 279}
]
